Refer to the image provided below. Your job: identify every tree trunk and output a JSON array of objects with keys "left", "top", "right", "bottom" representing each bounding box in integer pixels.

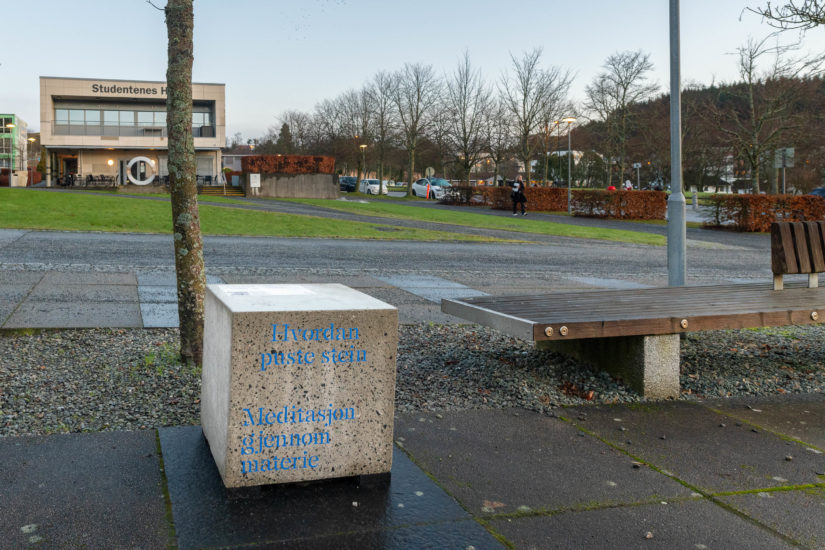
[
  {"left": 166, "top": 0, "right": 205, "bottom": 366},
  {"left": 407, "top": 147, "right": 415, "bottom": 196}
]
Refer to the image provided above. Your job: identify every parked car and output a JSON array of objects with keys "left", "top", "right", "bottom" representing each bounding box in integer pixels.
[
  {"left": 359, "top": 178, "right": 388, "bottom": 195},
  {"left": 808, "top": 186, "right": 825, "bottom": 198},
  {"left": 411, "top": 177, "right": 452, "bottom": 199},
  {"left": 339, "top": 176, "right": 357, "bottom": 192}
]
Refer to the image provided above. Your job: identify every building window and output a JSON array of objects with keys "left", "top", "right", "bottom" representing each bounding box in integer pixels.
[
  {"left": 104, "top": 111, "right": 119, "bottom": 126},
  {"left": 69, "top": 110, "right": 85, "bottom": 125},
  {"left": 137, "top": 111, "right": 155, "bottom": 126}
]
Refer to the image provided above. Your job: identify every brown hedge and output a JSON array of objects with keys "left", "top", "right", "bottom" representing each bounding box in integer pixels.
[
  {"left": 571, "top": 190, "right": 667, "bottom": 220},
  {"left": 241, "top": 155, "right": 335, "bottom": 175},
  {"left": 476, "top": 187, "right": 666, "bottom": 220},
  {"left": 705, "top": 194, "right": 825, "bottom": 232}
]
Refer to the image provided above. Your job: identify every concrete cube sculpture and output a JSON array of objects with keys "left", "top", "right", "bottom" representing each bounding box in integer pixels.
[{"left": 201, "top": 284, "right": 398, "bottom": 488}]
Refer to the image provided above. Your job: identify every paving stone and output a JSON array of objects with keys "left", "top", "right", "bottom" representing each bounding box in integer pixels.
[
  {"left": 4, "top": 301, "right": 142, "bottom": 328},
  {"left": 563, "top": 401, "right": 824, "bottom": 493},
  {"left": 719, "top": 488, "right": 825, "bottom": 548},
  {"left": 27, "top": 284, "right": 138, "bottom": 302},
  {"left": 705, "top": 394, "right": 825, "bottom": 450},
  {"left": 394, "top": 409, "right": 691, "bottom": 516},
  {"left": 135, "top": 272, "right": 223, "bottom": 286},
  {"left": 140, "top": 303, "right": 179, "bottom": 328},
  {"left": 0, "top": 431, "right": 172, "bottom": 549},
  {"left": 138, "top": 285, "right": 177, "bottom": 303},
  {"left": 218, "top": 273, "right": 392, "bottom": 287},
  {"left": 159, "top": 425, "right": 501, "bottom": 549},
  {"left": 40, "top": 271, "right": 136, "bottom": 285},
  {"left": 0, "top": 284, "right": 35, "bottom": 326},
  {"left": 0, "top": 271, "right": 44, "bottom": 285},
  {"left": 489, "top": 498, "right": 794, "bottom": 549}
]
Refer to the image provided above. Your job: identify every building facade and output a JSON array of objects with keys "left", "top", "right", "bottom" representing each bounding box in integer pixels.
[
  {"left": 0, "top": 114, "right": 28, "bottom": 171},
  {"left": 40, "top": 76, "right": 225, "bottom": 186}
]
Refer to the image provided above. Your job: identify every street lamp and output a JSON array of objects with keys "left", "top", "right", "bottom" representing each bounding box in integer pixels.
[
  {"left": 562, "top": 117, "right": 576, "bottom": 214},
  {"left": 359, "top": 143, "right": 367, "bottom": 184}
]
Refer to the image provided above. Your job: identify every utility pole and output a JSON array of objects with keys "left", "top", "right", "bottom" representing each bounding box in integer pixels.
[{"left": 667, "top": 0, "right": 687, "bottom": 286}]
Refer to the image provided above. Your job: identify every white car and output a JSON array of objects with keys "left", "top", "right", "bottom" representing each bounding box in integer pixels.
[
  {"left": 359, "top": 178, "right": 388, "bottom": 195},
  {"left": 411, "top": 177, "right": 451, "bottom": 199}
]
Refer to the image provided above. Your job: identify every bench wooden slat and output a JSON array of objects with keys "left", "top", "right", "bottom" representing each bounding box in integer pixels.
[
  {"left": 772, "top": 222, "right": 798, "bottom": 274},
  {"left": 442, "top": 282, "right": 825, "bottom": 341},
  {"left": 792, "top": 222, "right": 812, "bottom": 273},
  {"left": 807, "top": 221, "right": 825, "bottom": 272}
]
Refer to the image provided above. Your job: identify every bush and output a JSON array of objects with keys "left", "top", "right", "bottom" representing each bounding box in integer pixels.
[
  {"left": 241, "top": 155, "right": 335, "bottom": 175},
  {"left": 439, "top": 185, "right": 487, "bottom": 206},
  {"left": 705, "top": 194, "right": 825, "bottom": 231},
  {"left": 571, "top": 190, "right": 666, "bottom": 220},
  {"left": 478, "top": 186, "right": 666, "bottom": 220}
]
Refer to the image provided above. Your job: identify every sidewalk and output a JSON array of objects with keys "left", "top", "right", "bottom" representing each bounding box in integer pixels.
[
  {"left": 2, "top": 271, "right": 824, "bottom": 548},
  {"left": 2, "top": 396, "right": 824, "bottom": 548}
]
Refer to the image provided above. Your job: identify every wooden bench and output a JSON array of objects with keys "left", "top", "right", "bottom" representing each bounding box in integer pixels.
[
  {"left": 772, "top": 221, "right": 825, "bottom": 290},
  {"left": 442, "top": 221, "right": 825, "bottom": 399}
]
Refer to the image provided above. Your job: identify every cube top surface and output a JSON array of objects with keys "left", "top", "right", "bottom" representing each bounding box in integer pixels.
[{"left": 207, "top": 283, "right": 396, "bottom": 313}]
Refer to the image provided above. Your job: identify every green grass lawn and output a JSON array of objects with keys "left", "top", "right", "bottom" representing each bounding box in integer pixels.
[
  {"left": 0, "top": 189, "right": 505, "bottom": 242},
  {"left": 281, "top": 198, "right": 667, "bottom": 246}
]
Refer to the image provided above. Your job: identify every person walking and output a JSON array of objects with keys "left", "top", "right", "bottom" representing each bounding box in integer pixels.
[{"left": 511, "top": 175, "right": 526, "bottom": 216}]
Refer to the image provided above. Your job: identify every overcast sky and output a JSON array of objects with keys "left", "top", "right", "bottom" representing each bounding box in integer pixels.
[{"left": 2, "top": 0, "right": 823, "bottom": 139}]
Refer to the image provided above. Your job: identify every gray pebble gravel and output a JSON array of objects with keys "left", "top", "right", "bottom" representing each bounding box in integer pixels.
[{"left": 1, "top": 324, "right": 823, "bottom": 437}]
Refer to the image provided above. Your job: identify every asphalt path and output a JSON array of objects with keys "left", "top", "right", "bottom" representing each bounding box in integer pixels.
[{"left": 0, "top": 211, "right": 771, "bottom": 289}]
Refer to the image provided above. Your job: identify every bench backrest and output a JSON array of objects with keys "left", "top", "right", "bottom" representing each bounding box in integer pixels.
[{"left": 771, "top": 221, "right": 825, "bottom": 275}]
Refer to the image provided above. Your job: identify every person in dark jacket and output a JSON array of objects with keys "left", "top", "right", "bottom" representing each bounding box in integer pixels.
[{"left": 511, "top": 175, "right": 526, "bottom": 215}]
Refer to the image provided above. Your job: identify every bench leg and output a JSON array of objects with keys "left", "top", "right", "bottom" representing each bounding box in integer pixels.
[
  {"left": 774, "top": 274, "right": 783, "bottom": 291},
  {"left": 536, "top": 334, "right": 680, "bottom": 399}
]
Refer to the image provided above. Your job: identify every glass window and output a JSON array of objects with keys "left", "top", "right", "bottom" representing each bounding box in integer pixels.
[
  {"left": 55, "top": 109, "right": 69, "bottom": 124},
  {"left": 192, "top": 112, "right": 204, "bottom": 126},
  {"left": 202, "top": 112, "right": 211, "bottom": 126},
  {"left": 104, "top": 111, "right": 119, "bottom": 126},
  {"left": 154, "top": 112, "right": 166, "bottom": 126},
  {"left": 137, "top": 112, "right": 154, "bottom": 126},
  {"left": 119, "top": 111, "right": 135, "bottom": 126},
  {"left": 69, "top": 110, "right": 84, "bottom": 125},
  {"left": 85, "top": 110, "right": 100, "bottom": 124}
]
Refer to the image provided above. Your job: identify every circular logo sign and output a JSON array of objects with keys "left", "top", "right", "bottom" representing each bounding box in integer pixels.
[{"left": 126, "top": 156, "right": 156, "bottom": 185}]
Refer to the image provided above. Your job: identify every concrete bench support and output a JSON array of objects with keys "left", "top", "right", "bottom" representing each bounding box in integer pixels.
[{"left": 537, "top": 334, "right": 680, "bottom": 399}]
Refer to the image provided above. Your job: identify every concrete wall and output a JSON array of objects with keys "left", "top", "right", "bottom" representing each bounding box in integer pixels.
[{"left": 248, "top": 173, "right": 338, "bottom": 199}]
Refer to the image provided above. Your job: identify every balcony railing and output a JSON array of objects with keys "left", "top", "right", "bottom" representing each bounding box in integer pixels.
[{"left": 52, "top": 125, "right": 215, "bottom": 138}]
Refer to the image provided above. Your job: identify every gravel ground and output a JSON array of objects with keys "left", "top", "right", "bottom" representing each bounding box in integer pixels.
[{"left": 1, "top": 324, "right": 824, "bottom": 437}]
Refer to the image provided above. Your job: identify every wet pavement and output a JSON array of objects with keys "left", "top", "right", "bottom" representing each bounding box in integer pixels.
[{"left": 2, "top": 397, "right": 824, "bottom": 548}]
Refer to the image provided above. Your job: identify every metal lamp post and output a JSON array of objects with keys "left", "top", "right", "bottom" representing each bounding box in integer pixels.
[
  {"left": 360, "top": 143, "right": 367, "bottom": 183},
  {"left": 667, "top": 0, "right": 686, "bottom": 286},
  {"left": 562, "top": 117, "right": 576, "bottom": 214}
]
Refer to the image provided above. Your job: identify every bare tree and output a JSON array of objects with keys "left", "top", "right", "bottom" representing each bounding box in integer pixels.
[
  {"left": 276, "top": 110, "right": 311, "bottom": 153},
  {"left": 445, "top": 52, "right": 491, "bottom": 185},
  {"left": 500, "top": 48, "right": 572, "bottom": 184},
  {"left": 367, "top": 71, "right": 398, "bottom": 185},
  {"left": 749, "top": 1, "right": 825, "bottom": 29},
  {"left": 393, "top": 63, "right": 440, "bottom": 194},
  {"left": 484, "top": 98, "right": 515, "bottom": 186},
  {"left": 164, "top": 0, "right": 205, "bottom": 365},
  {"left": 710, "top": 36, "right": 824, "bottom": 192},
  {"left": 584, "top": 50, "right": 658, "bottom": 186}
]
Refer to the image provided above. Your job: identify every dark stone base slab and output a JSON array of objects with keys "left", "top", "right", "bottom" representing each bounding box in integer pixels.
[{"left": 159, "top": 425, "right": 503, "bottom": 549}]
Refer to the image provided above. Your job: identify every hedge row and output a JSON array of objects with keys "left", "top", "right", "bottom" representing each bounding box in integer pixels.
[
  {"left": 705, "top": 194, "right": 825, "bottom": 232},
  {"left": 572, "top": 190, "right": 667, "bottom": 220},
  {"left": 445, "top": 186, "right": 667, "bottom": 220},
  {"left": 241, "top": 155, "right": 335, "bottom": 175}
]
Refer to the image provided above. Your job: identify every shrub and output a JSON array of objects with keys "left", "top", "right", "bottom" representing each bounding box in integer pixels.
[
  {"left": 242, "top": 155, "right": 335, "bottom": 175},
  {"left": 705, "top": 194, "right": 825, "bottom": 231}
]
